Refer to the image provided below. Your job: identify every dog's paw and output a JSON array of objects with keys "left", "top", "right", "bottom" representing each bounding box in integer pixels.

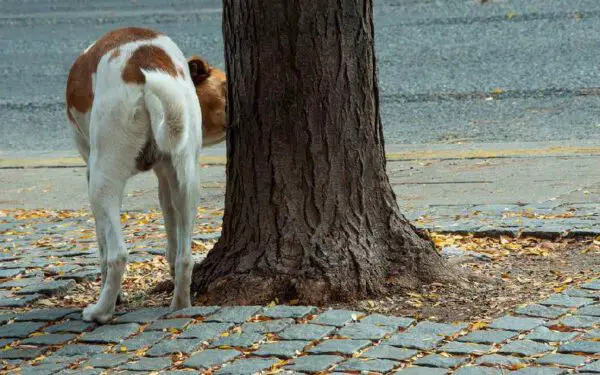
[
  {"left": 83, "top": 303, "right": 114, "bottom": 324},
  {"left": 170, "top": 297, "right": 191, "bottom": 312}
]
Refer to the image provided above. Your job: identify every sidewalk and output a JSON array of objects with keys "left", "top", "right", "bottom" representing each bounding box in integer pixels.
[
  {"left": 0, "top": 209, "right": 598, "bottom": 374},
  {"left": 2, "top": 141, "right": 599, "bottom": 236},
  {"left": 0, "top": 141, "right": 598, "bottom": 374}
]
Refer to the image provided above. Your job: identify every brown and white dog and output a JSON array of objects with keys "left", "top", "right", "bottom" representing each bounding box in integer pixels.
[{"left": 66, "top": 27, "right": 226, "bottom": 322}]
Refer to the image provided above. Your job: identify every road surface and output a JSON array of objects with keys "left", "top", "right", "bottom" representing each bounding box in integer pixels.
[{"left": 1, "top": 0, "right": 599, "bottom": 152}]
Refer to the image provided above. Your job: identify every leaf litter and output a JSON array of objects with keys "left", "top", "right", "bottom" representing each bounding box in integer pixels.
[
  {"left": 1, "top": 208, "right": 598, "bottom": 324},
  {"left": 337, "top": 233, "right": 600, "bottom": 322}
]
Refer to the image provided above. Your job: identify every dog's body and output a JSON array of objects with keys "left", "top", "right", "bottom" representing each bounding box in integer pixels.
[{"left": 66, "top": 27, "right": 226, "bottom": 322}]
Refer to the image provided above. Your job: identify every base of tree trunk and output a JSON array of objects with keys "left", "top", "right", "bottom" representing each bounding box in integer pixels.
[{"left": 191, "top": 231, "right": 456, "bottom": 306}]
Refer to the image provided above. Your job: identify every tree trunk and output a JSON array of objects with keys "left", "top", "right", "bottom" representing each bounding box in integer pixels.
[{"left": 191, "top": 0, "right": 450, "bottom": 305}]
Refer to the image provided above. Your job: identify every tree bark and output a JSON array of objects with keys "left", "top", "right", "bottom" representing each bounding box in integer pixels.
[{"left": 191, "top": 0, "right": 450, "bottom": 305}]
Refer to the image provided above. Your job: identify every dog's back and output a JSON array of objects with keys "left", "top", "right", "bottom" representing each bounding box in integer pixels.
[{"left": 66, "top": 27, "right": 200, "bottom": 165}]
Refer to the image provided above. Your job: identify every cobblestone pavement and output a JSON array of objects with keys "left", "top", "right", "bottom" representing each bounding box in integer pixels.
[
  {"left": 0, "top": 210, "right": 599, "bottom": 374},
  {"left": 407, "top": 203, "right": 600, "bottom": 238}
]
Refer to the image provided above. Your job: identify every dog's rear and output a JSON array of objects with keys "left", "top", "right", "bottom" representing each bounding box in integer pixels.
[{"left": 66, "top": 27, "right": 226, "bottom": 322}]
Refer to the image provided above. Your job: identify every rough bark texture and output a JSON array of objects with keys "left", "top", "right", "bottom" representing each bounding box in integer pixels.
[{"left": 191, "top": 0, "right": 449, "bottom": 305}]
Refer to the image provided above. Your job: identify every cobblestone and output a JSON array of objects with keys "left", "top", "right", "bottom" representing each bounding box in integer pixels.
[
  {"left": 279, "top": 323, "right": 335, "bottom": 341},
  {"left": 285, "top": 354, "right": 344, "bottom": 372},
  {"left": 499, "top": 340, "right": 553, "bottom": 356},
  {"left": 337, "top": 358, "right": 399, "bottom": 373},
  {"left": 242, "top": 318, "right": 294, "bottom": 334},
  {"left": 536, "top": 353, "right": 588, "bottom": 367},
  {"left": 215, "top": 357, "right": 279, "bottom": 375},
  {"left": 489, "top": 315, "right": 545, "bottom": 331},
  {"left": 414, "top": 354, "right": 468, "bottom": 368},
  {"left": 184, "top": 349, "right": 241, "bottom": 370},
  {"left": 146, "top": 338, "right": 203, "bottom": 356},
  {"left": 252, "top": 340, "right": 309, "bottom": 358},
  {"left": 80, "top": 323, "right": 140, "bottom": 344},
  {"left": 525, "top": 326, "right": 581, "bottom": 342},
  {"left": 0, "top": 210, "right": 598, "bottom": 374}
]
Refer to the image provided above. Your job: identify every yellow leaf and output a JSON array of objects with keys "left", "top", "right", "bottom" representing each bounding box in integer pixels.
[
  {"left": 470, "top": 321, "right": 488, "bottom": 330},
  {"left": 119, "top": 346, "right": 127, "bottom": 352}
]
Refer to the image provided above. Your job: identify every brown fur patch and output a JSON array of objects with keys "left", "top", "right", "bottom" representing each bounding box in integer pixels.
[
  {"left": 195, "top": 67, "right": 228, "bottom": 146},
  {"left": 65, "top": 27, "right": 161, "bottom": 124},
  {"left": 122, "top": 45, "right": 178, "bottom": 84},
  {"left": 109, "top": 48, "right": 121, "bottom": 61}
]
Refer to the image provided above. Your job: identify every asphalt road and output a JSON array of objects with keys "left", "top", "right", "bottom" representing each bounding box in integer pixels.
[{"left": 1, "top": 0, "right": 599, "bottom": 152}]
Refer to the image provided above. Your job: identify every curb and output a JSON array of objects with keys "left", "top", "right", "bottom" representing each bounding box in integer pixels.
[{"left": 2, "top": 144, "right": 600, "bottom": 169}]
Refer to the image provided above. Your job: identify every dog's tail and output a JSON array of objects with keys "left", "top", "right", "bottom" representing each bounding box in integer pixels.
[{"left": 142, "top": 69, "right": 188, "bottom": 153}]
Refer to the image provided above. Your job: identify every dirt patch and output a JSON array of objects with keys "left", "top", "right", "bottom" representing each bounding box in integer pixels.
[{"left": 335, "top": 234, "right": 600, "bottom": 322}]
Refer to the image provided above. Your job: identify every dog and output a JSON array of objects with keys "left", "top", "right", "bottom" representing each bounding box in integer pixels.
[{"left": 65, "top": 27, "right": 227, "bottom": 323}]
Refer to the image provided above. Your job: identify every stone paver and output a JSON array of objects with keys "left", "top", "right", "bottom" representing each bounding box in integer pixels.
[
  {"left": 363, "top": 345, "right": 418, "bottom": 361},
  {"left": 525, "top": 326, "right": 581, "bottom": 342},
  {"left": 165, "top": 306, "right": 220, "bottom": 318},
  {"left": 285, "top": 354, "right": 344, "bottom": 372},
  {"left": 0, "top": 321, "right": 45, "bottom": 338},
  {"left": 558, "top": 340, "right": 600, "bottom": 354},
  {"left": 279, "top": 323, "right": 335, "bottom": 341},
  {"left": 499, "top": 340, "right": 553, "bottom": 356},
  {"left": 540, "top": 294, "right": 595, "bottom": 308},
  {"left": 515, "top": 304, "right": 569, "bottom": 319},
  {"left": 337, "top": 358, "right": 399, "bottom": 373},
  {"left": 361, "top": 313, "right": 415, "bottom": 328},
  {"left": 177, "top": 322, "right": 234, "bottom": 341},
  {"left": 80, "top": 323, "right": 140, "bottom": 344},
  {"left": 119, "top": 331, "right": 169, "bottom": 351},
  {"left": 474, "top": 354, "right": 522, "bottom": 367},
  {"left": 438, "top": 341, "right": 492, "bottom": 355},
  {"left": 262, "top": 305, "right": 317, "bottom": 319},
  {"left": 489, "top": 316, "right": 545, "bottom": 331},
  {"left": 396, "top": 367, "right": 447, "bottom": 374},
  {"left": 242, "top": 318, "right": 294, "bottom": 334},
  {"left": 0, "top": 210, "right": 598, "bottom": 374},
  {"left": 15, "top": 280, "right": 76, "bottom": 296},
  {"left": 119, "top": 357, "right": 172, "bottom": 371},
  {"left": 308, "top": 339, "right": 371, "bottom": 355},
  {"left": 184, "top": 349, "right": 241, "bottom": 370},
  {"left": 209, "top": 331, "right": 264, "bottom": 348},
  {"left": 13, "top": 308, "right": 76, "bottom": 322},
  {"left": 253, "top": 340, "right": 309, "bottom": 358},
  {"left": 206, "top": 306, "right": 263, "bottom": 323},
  {"left": 145, "top": 318, "right": 193, "bottom": 331},
  {"left": 21, "top": 333, "right": 76, "bottom": 346},
  {"left": 215, "top": 357, "right": 279, "bottom": 375},
  {"left": 82, "top": 353, "right": 132, "bottom": 368},
  {"left": 337, "top": 323, "right": 396, "bottom": 340},
  {"left": 311, "top": 309, "right": 364, "bottom": 327},
  {"left": 414, "top": 354, "right": 468, "bottom": 368},
  {"left": 457, "top": 329, "right": 518, "bottom": 344},
  {"left": 536, "top": 353, "right": 588, "bottom": 367},
  {"left": 114, "top": 307, "right": 169, "bottom": 323},
  {"left": 146, "top": 338, "right": 204, "bottom": 356}
]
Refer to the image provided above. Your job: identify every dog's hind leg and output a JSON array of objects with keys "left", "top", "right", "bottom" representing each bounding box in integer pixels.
[
  {"left": 163, "top": 154, "right": 198, "bottom": 311},
  {"left": 83, "top": 151, "right": 134, "bottom": 323},
  {"left": 154, "top": 161, "right": 178, "bottom": 280}
]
